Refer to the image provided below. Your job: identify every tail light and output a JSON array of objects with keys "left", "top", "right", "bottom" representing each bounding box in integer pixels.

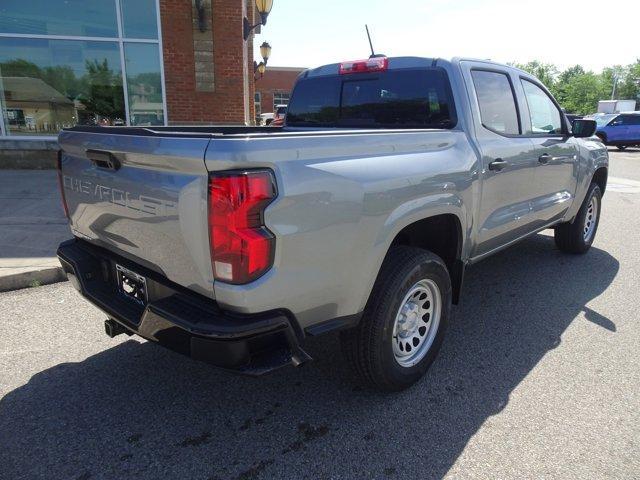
[
  {"left": 57, "top": 150, "right": 69, "bottom": 219},
  {"left": 208, "top": 170, "right": 276, "bottom": 284},
  {"left": 339, "top": 56, "right": 388, "bottom": 75}
]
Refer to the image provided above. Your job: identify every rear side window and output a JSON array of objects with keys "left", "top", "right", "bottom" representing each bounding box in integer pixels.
[
  {"left": 471, "top": 70, "right": 520, "bottom": 135},
  {"left": 521, "top": 79, "right": 563, "bottom": 134},
  {"left": 286, "top": 68, "right": 456, "bottom": 129}
]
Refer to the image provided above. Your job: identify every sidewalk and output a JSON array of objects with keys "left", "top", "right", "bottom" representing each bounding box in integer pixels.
[{"left": 0, "top": 170, "right": 70, "bottom": 291}]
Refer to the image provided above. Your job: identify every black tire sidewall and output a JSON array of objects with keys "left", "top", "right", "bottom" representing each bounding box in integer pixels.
[
  {"left": 376, "top": 256, "right": 451, "bottom": 388},
  {"left": 577, "top": 183, "right": 602, "bottom": 250}
]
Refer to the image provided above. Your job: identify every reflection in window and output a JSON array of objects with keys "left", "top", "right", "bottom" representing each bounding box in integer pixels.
[
  {"left": 521, "top": 80, "right": 562, "bottom": 134},
  {"left": 472, "top": 70, "right": 520, "bottom": 135},
  {"left": 273, "top": 92, "right": 290, "bottom": 110},
  {"left": 0, "top": 38, "right": 125, "bottom": 135},
  {"left": 0, "top": 0, "right": 117, "bottom": 37},
  {"left": 124, "top": 43, "right": 164, "bottom": 126},
  {"left": 120, "top": 0, "right": 158, "bottom": 39}
]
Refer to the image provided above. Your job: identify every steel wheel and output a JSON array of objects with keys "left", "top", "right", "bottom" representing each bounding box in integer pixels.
[
  {"left": 392, "top": 279, "right": 441, "bottom": 368},
  {"left": 583, "top": 195, "right": 599, "bottom": 242}
]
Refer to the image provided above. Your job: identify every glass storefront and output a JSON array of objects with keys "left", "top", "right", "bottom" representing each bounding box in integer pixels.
[{"left": 0, "top": 0, "right": 165, "bottom": 137}]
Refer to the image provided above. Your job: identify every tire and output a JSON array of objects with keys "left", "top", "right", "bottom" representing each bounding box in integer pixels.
[
  {"left": 616, "top": 145, "right": 627, "bottom": 151},
  {"left": 554, "top": 183, "right": 602, "bottom": 254},
  {"left": 340, "top": 246, "right": 452, "bottom": 392}
]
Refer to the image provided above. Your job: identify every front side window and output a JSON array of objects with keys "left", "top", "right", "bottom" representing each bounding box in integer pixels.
[
  {"left": 609, "top": 115, "right": 640, "bottom": 126},
  {"left": 521, "top": 79, "right": 562, "bottom": 134},
  {"left": 471, "top": 70, "right": 520, "bottom": 135}
]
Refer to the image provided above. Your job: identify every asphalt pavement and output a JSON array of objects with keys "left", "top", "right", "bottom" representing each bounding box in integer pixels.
[
  {"left": 0, "top": 170, "right": 69, "bottom": 291},
  {"left": 1, "top": 149, "right": 639, "bottom": 480}
]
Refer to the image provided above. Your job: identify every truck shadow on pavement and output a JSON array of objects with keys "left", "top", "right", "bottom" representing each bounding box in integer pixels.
[{"left": 0, "top": 234, "right": 619, "bottom": 480}]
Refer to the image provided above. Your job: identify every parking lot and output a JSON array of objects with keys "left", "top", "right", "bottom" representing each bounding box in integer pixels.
[{"left": 1, "top": 148, "right": 639, "bottom": 480}]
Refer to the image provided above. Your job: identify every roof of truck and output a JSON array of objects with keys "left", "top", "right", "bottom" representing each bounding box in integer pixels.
[{"left": 302, "top": 56, "right": 527, "bottom": 79}]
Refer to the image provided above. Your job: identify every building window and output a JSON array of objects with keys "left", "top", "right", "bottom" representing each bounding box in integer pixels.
[
  {"left": 0, "top": 0, "right": 166, "bottom": 137},
  {"left": 254, "top": 92, "right": 261, "bottom": 116},
  {"left": 273, "top": 92, "right": 290, "bottom": 110}
]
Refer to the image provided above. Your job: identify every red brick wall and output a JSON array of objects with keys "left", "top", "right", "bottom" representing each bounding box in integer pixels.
[
  {"left": 160, "top": 0, "right": 252, "bottom": 124},
  {"left": 256, "top": 67, "right": 305, "bottom": 114}
]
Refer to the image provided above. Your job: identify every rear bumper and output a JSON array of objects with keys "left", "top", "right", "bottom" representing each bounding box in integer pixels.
[{"left": 57, "top": 238, "right": 310, "bottom": 375}]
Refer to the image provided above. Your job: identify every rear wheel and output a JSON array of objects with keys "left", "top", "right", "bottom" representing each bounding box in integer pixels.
[
  {"left": 616, "top": 145, "right": 627, "bottom": 151},
  {"left": 340, "top": 246, "right": 451, "bottom": 392},
  {"left": 554, "top": 183, "right": 602, "bottom": 254}
]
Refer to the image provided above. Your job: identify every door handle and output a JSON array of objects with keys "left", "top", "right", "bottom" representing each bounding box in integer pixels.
[
  {"left": 86, "top": 149, "right": 121, "bottom": 171},
  {"left": 488, "top": 159, "right": 507, "bottom": 171},
  {"left": 538, "top": 153, "right": 551, "bottom": 164}
]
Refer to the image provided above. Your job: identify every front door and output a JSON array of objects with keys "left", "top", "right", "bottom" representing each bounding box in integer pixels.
[
  {"left": 519, "top": 78, "right": 578, "bottom": 224},
  {"left": 462, "top": 64, "right": 539, "bottom": 257},
  {"left": 606, "top": 115, "right": 631, "bottom": 142}
]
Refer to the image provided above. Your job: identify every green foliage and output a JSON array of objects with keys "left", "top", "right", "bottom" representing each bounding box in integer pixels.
[
  {"left": 77, "top": 59, "right": 125, "bottom": 120},
  {"left": 0, "top": 57, "right": 129, "bottom": 122},
  {"left": 510, "top": 59, "right": 640, "bottom": 115}
]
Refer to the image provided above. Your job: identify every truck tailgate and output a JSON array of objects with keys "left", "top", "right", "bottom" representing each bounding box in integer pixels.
[{"left": 58, "top": 129, "right": 214, "bottom": 297}]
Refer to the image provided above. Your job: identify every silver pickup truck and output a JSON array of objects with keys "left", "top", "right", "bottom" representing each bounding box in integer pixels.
[{"left": 57, "top": 56, "right": 608, "bottom": 391}]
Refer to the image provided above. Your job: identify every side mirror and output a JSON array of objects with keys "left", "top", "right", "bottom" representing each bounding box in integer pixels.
[{"left": 572, "top": 119, "right": 597, "bottom": 138}]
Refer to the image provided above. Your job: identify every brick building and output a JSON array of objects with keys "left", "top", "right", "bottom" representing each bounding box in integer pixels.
[
  {"left": 255, "top": 66, "right": 306, "bottom": 116},
  {"left": 0, "top": 0, "right": 277, "bottom": 165}
]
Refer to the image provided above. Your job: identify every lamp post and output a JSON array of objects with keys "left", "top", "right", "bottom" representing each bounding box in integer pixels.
[
  {"left": 243, "top": 0, "right": 274, "bottom": 40},
  {"left": 253, "top": 42, "right": 271, "bottom": 81},
  {"left": 260, "top": 41, "right": 272, "bottom": 64},
  {"left": 254, "top": 61, "right": 267, "bottom": 80}
]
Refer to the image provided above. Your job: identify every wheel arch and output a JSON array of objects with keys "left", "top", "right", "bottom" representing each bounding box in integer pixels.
[
  {"left": 592, "top": 166, "right": 608, "bottom": 196},
  {"left": 384, "top": 212, "right": 465, "bottom": 305}
]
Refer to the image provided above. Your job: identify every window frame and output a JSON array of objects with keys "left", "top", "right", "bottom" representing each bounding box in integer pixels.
[
  {"left": 273, "top": 91, "right": 290, "bottom": 111},
  {"left": 518, "top": 76, "right": 569, "bottom": 137},
  {"left": 0, "top": 0, "right": 167, "bottom": 139},
  {"left": 470, "top": 67, "right": 523, "bottom": 137}
]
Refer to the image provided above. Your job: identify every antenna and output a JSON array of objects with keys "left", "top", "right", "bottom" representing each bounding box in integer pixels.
[
  {"left": 365, "top": 24, "right": 385, "bottom": 58},
  {"left": 365, "top": 24, "right": 375, "bottom": 58}
]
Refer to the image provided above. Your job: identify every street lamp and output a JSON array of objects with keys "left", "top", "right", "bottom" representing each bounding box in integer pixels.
[
  {"left": 243, "top": 0, "right": 274, "bottom": 40},
  {"left": 254, "top": 61, "right": 266, "bottom": 80},
  {"left": 260, "top": 41, "right": 272, "bottom": 64}
]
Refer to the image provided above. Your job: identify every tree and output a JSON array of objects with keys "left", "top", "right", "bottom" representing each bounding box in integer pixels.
[
  {"left": 78, "top": 59, "right": 125, "bottom": 123},
  {"left": 511, "top": 61, "right": 560, "bottom": 96}
]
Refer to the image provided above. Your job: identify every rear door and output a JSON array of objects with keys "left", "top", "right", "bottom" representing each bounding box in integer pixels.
[
  {"left": 518, "top": 77, "right": 578, "bottom": 224},
  {"left": 626, "top": 115, "right": 640, "bottom": 142},
  {"left": 58, "top": 129, "right": 215, "bottom": 297},
  {"left": 461, "top": 63, "right": 539, "bottom": 257},
  {"left": 606, "top": 114, "right": 630, "bottom": 141}
]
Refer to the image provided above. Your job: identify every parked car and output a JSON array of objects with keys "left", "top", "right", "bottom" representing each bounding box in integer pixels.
[
  {"left": 565, "top": 114, "right": 582, "bottom": 124},
  {"left": 270, "top": 104, "right": 287, "bottom": 126},
  {"left": 595, "top": 112, "right": 640, "bottom": 150},
  {"left": 56, "top": 56, "right": 607, "bottom": 391},
  {"left": 259, "top": 112, "right": 274, "bottom": 125}
]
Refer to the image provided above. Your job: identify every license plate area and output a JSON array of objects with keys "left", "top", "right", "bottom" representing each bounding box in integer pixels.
[{"left": 116, "top": 264, "right": 148, "bottom": 305}]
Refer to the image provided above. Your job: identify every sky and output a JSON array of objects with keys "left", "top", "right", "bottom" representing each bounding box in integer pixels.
[{"left": 255, "top": 0, "right": 640, "bottom": 72}]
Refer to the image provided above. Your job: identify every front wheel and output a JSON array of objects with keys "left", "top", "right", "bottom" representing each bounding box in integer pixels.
[
  {"left": 340, "top": 246, "right": 451, "bottom": 392},
  {"left": 554, "top": 183, "right": 602, "bottom": 254}
]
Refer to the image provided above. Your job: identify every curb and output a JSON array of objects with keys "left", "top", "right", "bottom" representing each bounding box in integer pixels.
[{"left": 0, "top": 266, "right": 67, "bottom": 293}]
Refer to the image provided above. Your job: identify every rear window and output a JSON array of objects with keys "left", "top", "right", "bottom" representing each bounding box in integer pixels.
[{"left": 286, "top": 68, "right": 456, "bottom": 129}]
